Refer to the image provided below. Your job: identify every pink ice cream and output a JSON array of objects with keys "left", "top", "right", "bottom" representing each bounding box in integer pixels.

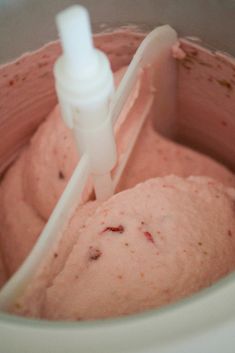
[
  {"left": 0, "top": 30, "right": 235, "bottom": 320},
  {"left": 12, "top": 176, "right": 235, "bottom": 319},
  {"left": 1, "top": 66, "right": 235, "bottom": 277}
]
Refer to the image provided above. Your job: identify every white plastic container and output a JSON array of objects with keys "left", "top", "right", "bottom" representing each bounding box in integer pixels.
[{"left": 0, "top": 1, "right": 235, "bottom": 352}]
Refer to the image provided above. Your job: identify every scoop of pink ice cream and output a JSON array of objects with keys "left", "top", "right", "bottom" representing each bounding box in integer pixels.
[
  {"left": 13, "top": 175, "right": 235, "bottom": 320},
  {"left": 1, "top": 63, "right": 235, "bottom": 278}
]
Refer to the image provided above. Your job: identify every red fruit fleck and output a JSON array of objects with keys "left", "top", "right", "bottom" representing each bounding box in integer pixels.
[
  {"left": 217, "top": 79, "right": 232, "bottom": 91},
  {"left": 38, "top": 62, "right": 48, "bottom": 68},
  {"left": 162, "top": 184, "right": 175, "bottom": 189},
  {"left": 102, "top": 225, "right": 124, "bottom": 234},
  {"left": 228, "top": 230, "right": 232, "bottom": 237},
  {"left": 144, "top": 231, "right": 155, "bottom": 244},
  {"left": 58, "top": 170, "right": 65, "bottom": 180},
  {"left": 14, "top": 302, "right": 22, "bottom": 310},
  {"left": 89, "top": 247, "right": 102, "bottom": 260},
  {"left": 190, "top": 50, "right": 198, "bottom": 57}
]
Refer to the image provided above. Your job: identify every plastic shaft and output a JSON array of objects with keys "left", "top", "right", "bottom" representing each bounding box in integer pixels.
[
  {"left": 54, "top": 5, "right": 116, "bottom": 201},
  {"left": 57, "top": 6, "right": 97, "bottom": 79}
]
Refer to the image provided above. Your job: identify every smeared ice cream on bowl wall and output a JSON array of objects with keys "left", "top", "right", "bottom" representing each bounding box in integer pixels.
[{"left": 1, "top": 4, "right": 235, "bottom": 353}]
